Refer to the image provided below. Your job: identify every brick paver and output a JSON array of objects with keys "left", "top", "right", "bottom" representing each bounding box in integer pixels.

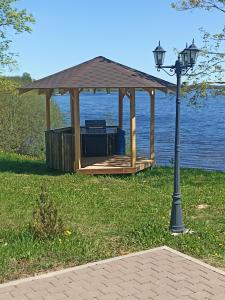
[{"left": 0, "top": 246, "right": 225, "bottom": 299}]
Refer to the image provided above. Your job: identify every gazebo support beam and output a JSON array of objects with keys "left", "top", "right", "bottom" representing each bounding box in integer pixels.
[
  {"left": 130, "top": 88, "right": 136, "bottom": 167},
  {"left": 150, "top": 89, "right": 155, "bottom": 161},
  {"left": 70, "top": 88, "right": 81, "bottom": 172},
  {"left": 144, "top": 88, "right": 155, "bottom": 162},
  {"left": 45, "top": 89, "right": 52, "bottom": 130},
  {"left": 70, "top": 93, "right": 74, "bottom": 128},
  {"left": 118, "top": 88, "right": 124, "bottom": 129}
]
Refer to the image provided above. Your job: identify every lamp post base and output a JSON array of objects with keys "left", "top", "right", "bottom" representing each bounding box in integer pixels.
[
  {"left": 170, "top": 226, "right": 186, "bottom": 234},
  {"left": 171, "top": 228, "right": 191, "bottom": 236},
  {"left": 169, "top": 193, "right": 185, "bottom": 233}
]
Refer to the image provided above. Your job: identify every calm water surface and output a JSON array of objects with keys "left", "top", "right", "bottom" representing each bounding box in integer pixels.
[{"left": 53, "top": 91, "right": 225, "bottom": 172}]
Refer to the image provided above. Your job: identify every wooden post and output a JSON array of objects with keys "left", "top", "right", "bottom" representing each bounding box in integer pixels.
[
  {"left": 70, "top": 89, "right": 81, "bottom": 171},
  {"left": 70, "top": 93, "right": 74, "bottom": 128},
  {"left": 130, "top": 88, "right": 136, "bottom": 167},
  {"left": 45, "top": 90, "right": 51, "bottom": 130},
  {"left": 150, "top": 89, "right": 155, "bottom": 161},
  {"left": 118, "top": 88, "right": 124, "bottom": 129}
]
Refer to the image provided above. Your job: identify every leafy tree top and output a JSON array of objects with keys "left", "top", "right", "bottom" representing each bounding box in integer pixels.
[
  {"left": 171, "top": 0, "right": 225, "bottom": 103},
  {"left": 0, "top": 0, "right": 35, "bottom": 70}
]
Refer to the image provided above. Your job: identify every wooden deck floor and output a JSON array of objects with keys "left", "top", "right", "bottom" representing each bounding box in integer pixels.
[{"left": 77, "top": 155, "right": 154, "bottom": 175}]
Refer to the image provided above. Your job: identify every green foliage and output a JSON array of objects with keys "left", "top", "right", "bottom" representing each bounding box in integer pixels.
[
  {"left": 30, "top": 186, "right": 64, "bottom": 239},
  {"left": 0, "top": 73, "right": 65, "bottom": 156},
  {"left": 172, "top": 0, "right": 225, "bottom": 12},
  {"left": 0, "top": 76, "right": 19, "bottom": 92},
  {"left": 0, "top": 152, "right": 225, "bottom": 282},
  {"left": 20, "top": 72, "right": 32, "bottom": 84},
  {"left": 0, "top": 0, "right": 35, "bottom": 70},
  {"left": 172, "top": 0, "right": 225, "bottom": 104},
  {"left": 0, "top": 83, "right": 65, "bottom": 156}
]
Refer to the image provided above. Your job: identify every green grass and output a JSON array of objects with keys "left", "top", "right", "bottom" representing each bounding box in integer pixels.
[{"left": 0, "top": 151, "right": 225, "bottom": 282}]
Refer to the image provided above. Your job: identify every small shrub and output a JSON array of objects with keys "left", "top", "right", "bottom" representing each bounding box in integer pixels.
[{"left": 30, "top": 186, "right": 64, "bottom": 239}]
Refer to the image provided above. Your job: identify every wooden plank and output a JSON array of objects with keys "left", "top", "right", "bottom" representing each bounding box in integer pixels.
[
  {"left": 63, "top": 134, "right": 67, "bottom": 172},
  {"left": 70, "top": 89, "right": 81, "bottom": 171},
  {"left": 61, "top": 133, "right": 64, "bottom": 172},
  {"left": 45, "top": 90, "right": 52, "bottom": 130},
  {"left": 55, "top": 132, "right": 58, "bottom": 170},
  {"left": 63, "top": 133, "right": 68, "bottom": 172},
  {"left": 130, "top": 88, "right": 136, "bottom": 167},
  {"left": 118, "top": 88, "right": 124, "bottom": 129},
  {"left": 69, "top": 133, "right": 73, "bottom": 172},
  {"left": 49, "top": 131, "right": 52, "bottom": 169},
  {"left": 54, "top": 135, "right": 56, "bottom": 169},
  {"left": 58, "top": 132, "right": 62, "bottom": 170},
  {"left": 53, "top": 133, "right": 57, "bottom": 169},
  {"left": 51, "top": 132, "right": 54, "bottom": 169},
  {"left": 45, "top": 131, "right": 49, "bottom": 169},
  {"left": 150, "top": 89, "right": 155, "bottom": 161},
  {"left": 77, "top": 167, "right": 137, "bottom": 175},
  {"left": 47, "top": 131, "right": 51, "bottom": 169},
  {"left": 64, "top": 134, "right": 68, "bottom": 172}
]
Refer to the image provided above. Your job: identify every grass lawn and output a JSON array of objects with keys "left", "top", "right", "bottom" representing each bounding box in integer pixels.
[{"left": 0, "top": 151, "right": 225, "bottom": 283}]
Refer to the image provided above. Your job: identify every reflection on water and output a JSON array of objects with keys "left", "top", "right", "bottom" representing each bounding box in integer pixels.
[{"left": 53, "top": 91, "right": 225, "bottom": 172}]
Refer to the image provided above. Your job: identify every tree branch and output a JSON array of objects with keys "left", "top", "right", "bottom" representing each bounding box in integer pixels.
[{"left": 205, "top": 1, "right": 225, "bottom": 13}]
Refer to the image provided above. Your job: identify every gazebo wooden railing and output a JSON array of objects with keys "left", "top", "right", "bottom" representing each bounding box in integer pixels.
[
  {"left": 20, "top": 56, "right": 175, "bottom": 175},
  {"left": 45, "top": 127, "right": 73, "bottom": 172}
]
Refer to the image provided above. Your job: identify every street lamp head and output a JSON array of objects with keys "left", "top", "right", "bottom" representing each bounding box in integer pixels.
[
  {"left": 188, "top": 39, "right": 200, "bottom": 65},
  {"left": 153, "top": 41, "right": 166, "bottom": 67},
  {"left": 180, "top": 39, "right": 200, "bottom": 66},
  {"left": 180, "top": 43, "right": 189, "bottom": 66}
]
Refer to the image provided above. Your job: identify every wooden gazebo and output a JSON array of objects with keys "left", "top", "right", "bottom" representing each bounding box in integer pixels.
[{"left": 20, "top": 56, "right": 175, "bottom": 175}]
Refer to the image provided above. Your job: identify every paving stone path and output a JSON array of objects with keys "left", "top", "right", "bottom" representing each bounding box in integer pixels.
[{"left": 0, "top": 246, "right": 225, "bottom": 299}]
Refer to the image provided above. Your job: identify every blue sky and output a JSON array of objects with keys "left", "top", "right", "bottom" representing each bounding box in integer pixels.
[{"left": 8, "top": 0, "right": 223, "bottom": 82}]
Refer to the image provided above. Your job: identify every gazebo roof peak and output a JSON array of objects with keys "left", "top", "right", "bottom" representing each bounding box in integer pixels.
[{"left": 20, "top": 56, "right": 175, "bottom": 92}]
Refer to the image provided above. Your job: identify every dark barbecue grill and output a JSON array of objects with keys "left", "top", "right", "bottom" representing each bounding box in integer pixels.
[
  {"left": 81, "top": 120, "right": 125, "bottom": 157},
  {"left": 85, "top": 120, "right": 107, "bottom": 134},
  {"left": 83, "top": 120, "right": 108, "bottom": 156}
]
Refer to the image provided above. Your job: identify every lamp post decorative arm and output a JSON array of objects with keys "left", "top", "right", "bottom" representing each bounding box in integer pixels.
[{"left": 157, "top": 57, "right": 194, "bottom": 75}]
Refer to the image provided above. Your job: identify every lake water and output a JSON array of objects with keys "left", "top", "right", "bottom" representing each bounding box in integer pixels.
[{"left": 53, "top": 91, "right": 225, "bottom": 172}]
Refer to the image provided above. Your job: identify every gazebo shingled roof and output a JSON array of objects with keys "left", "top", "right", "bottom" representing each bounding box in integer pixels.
[{"left": 20, "top": 56, "right": 175, "bottom": 92}]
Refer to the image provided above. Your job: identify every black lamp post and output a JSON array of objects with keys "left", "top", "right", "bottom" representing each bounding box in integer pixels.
[{"left": 153, "top": 39, "right": 200, "bottom": 233}]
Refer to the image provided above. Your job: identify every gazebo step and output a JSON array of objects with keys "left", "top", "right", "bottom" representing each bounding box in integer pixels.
[{"left": 77, "top": 156, "right": 154, "bottom": 175}]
